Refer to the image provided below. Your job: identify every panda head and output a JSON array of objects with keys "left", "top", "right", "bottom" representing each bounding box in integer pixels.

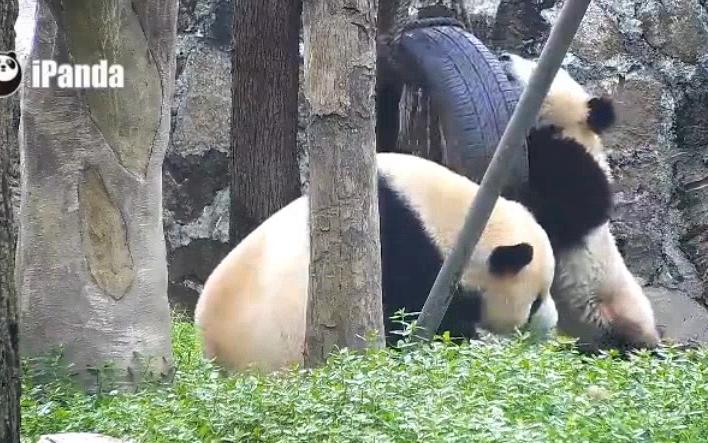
[
  {"left": 500, "top": 52, "right": 616, "bottom": 154},
  {"left": 376, "top": 152, "right": 559, "bottom": 339},
  {"left": 476, "top": 241, "right": 558, "bottom": 338},
  {"left": 447, "top": 198, "right": 558, "bottom": 339}
]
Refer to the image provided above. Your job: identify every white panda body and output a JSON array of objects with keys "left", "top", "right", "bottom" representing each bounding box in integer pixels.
[
  {"left": 502, "top": 53, "right": 660, "bottom": 350},
  {"left": 195, "top": 153, "right": 558, "bottom": 372},
  {"left": 194, "top": 197, "right": 310, "bottom": 371},
  {"left": 552, "top": 223, "right": 658, "bottom": 347}
]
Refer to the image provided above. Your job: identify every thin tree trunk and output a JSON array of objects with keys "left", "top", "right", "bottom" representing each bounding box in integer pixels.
[
  {"left": 303, "top": 0, "right": 385, "bottom": 367},
  {"left": 18, "top": 0, "right": 178, "bottom": 391},
  {"left": 230, "top": 0, "right": 302, "bottom": 245},
  {"left": 0, "top": 0, "right": 20, "bottom": 438}
]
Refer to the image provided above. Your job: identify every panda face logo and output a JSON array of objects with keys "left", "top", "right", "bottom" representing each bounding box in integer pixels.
[{"left": 0, "top": 52, "right": 22, "bottom": 98}]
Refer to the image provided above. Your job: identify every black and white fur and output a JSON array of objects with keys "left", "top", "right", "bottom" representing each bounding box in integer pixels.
[
  {"left": 195, "top": 153, "right": 558, "bottom": 372},
  {"left": 502, "top": 53, "right": 660, "bottom": 351}
]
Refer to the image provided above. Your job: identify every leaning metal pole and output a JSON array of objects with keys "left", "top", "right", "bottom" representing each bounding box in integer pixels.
[{"left": 414, "top": 0, "right": 592, "bottom": 341}]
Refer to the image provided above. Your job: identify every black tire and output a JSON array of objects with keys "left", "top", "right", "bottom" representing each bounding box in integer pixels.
[{"left": 391, "top": 23, "right": 529, "bottom": 196}]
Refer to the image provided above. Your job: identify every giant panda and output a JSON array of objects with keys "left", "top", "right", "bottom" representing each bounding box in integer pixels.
[
  {"left": 500, "top": 53, "right": 660, "bottom": 351},
  {"left": 195, "top": 153, "right": 558, "bottom": 372}
]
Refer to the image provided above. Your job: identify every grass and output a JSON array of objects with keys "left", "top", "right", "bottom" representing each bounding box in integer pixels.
[{"left": 21, "top": 320, "right": 708, "bottom": 443}]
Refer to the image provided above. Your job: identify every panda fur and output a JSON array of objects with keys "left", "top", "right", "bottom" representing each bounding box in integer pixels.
[
  {"left": 501, "top": 53, "right": 660, "bottom": 351},
  {"left": 195, "top": 153, "right": 558, "bottom": 372}
]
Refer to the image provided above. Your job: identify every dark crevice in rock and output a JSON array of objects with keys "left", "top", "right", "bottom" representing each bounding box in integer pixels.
[
  {"left": 491, "top": 0, "right": 557, "bottom": 55},
  {"left": 163, "top": 149, "right": 229, "bottom": 222},
  {"left": 178, "top": 0, "right": 199, "bottom": 33},
  {"left": 167, "top": 239, "right": 231, "bottom": 313},
  {"left": 178, "top": 0, "right": 233, "bottom": 49},
  {"left": 211, "top": 1, "right": 233, "bottom": 46}
]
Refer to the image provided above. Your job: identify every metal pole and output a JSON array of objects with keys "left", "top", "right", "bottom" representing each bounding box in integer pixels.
[{"left": 414, "top": 0, "right": 592, "bottom": 341}]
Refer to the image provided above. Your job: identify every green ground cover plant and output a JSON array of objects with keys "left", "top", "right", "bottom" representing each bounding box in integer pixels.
[{"left": 21, "top": 319, "right": 708, "bottom": 442}]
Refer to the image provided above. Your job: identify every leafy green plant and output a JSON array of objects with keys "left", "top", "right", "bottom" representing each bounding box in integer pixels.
[{"left": 22, "top": 319, "right": 708, "bottom": 443}]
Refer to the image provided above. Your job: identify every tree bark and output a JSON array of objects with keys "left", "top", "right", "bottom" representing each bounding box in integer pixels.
[
  {"left": 230, "top": 0, "right": 302, "bottom": 245},
  {"left": 18, "top": 0, "right": 178, "bottom": 391},
  {"left": 0, "top": 0, "right": 20, "bottom": 438},
  {"left": 303, "top": 0, "right": 385, "bottom": 367}
]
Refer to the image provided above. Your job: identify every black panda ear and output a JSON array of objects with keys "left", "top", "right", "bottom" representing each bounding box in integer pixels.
[
  {"left": 587, "top": 96, "right": 616, "bottom": 134},
  {"left": 488, "top": 243, "right": 534, "bottom": 276},
  {"left": 5, "top": 52, "right": 17, "bottom": 59}
]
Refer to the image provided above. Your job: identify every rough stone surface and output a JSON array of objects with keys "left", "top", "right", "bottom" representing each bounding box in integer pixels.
[
  {"left": 646, "top": 287, "right": 708, "bottom": 344},
  {"left": 163, "top": 0, "right": 233, "bottom": 312}
]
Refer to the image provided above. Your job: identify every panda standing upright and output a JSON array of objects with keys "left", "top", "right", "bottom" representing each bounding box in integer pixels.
[{"left": 502, "top": 53, "right": 660, "bottom": 351}]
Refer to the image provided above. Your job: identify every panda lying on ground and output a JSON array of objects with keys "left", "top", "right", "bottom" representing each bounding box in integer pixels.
[
  {"left": 502, "top": 53, "right": 660, "bottom": 351},
  {"left": 195, "top": 153, "right": 558, "bottom": 372}
]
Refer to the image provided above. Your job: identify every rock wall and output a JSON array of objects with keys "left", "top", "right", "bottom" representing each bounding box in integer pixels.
[
  {"left": 165, "top": 0, "right": 309, "bottom": 312},
  {"left": 163, "top": 0, "right": 233, "bottom": 312}
]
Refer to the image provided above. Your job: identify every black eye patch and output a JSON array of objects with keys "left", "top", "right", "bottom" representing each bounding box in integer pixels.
[
  {"left": 488, "top": 243, "right": 534, "bottom": 276},
  {"left": 5, "top": 59, "right": 15, "bottom": 69}
]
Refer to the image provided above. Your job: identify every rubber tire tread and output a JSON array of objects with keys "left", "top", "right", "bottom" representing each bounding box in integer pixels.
[{"left": 396, "top": 25, "right": 528, "bottom": 193}]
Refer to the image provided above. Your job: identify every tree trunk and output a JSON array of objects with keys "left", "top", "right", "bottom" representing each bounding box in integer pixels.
[
  {"left": 18, "top": 0, "right": 178, "bottom": 391},
  {"left": 303, "top": 0, "right": 385, "bottom": 367},
  {"left": 230, "top": 0, "right": 302, "bottom": 245},
  {"left": 0, "top": 0, "right": 20, "bottom": 438}
]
